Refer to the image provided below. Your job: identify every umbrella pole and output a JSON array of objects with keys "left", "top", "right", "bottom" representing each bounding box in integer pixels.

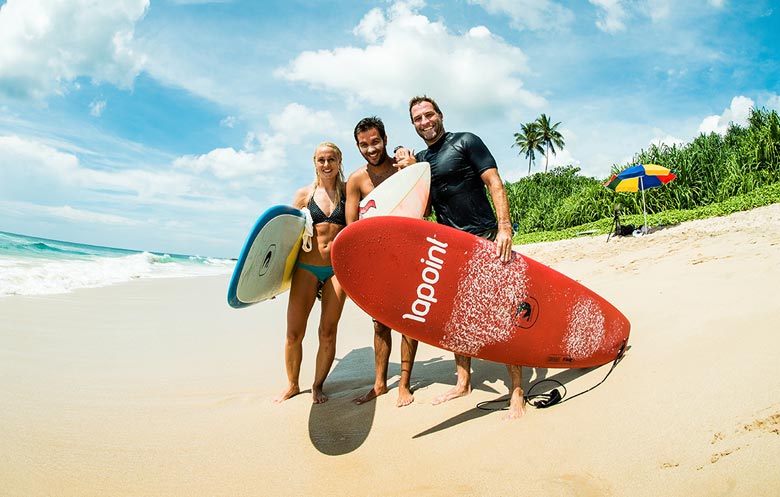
[{"left": 641, "top": 177, "right": 648, "bottom": 234}]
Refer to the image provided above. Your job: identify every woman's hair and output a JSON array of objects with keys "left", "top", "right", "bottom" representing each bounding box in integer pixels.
[{"left": 310, "top": 142, "right": 346, "bottom": 204}]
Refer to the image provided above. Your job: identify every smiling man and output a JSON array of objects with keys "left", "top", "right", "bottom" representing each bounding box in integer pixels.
[
  {"left": 345, "top": 116, "right": 419, "bottom": 407},
  {"left": 395, "top": 95, "right": 525, "bottom": 419}
]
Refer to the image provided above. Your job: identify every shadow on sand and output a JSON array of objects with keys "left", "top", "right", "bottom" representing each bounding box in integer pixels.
[
  {"left": 308, "top": 347, "right": 377, "bottom": 456},
  {"left": 411, "top": 360, "right": 613, "bottom": 439},
  {"left": 309, "top": 346, "right": 629, "bottom": 449}
]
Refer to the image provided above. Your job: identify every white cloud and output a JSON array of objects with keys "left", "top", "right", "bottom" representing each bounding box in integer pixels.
[
  {"left": 649, "top": 128, "right": 686, "bottom": 149},
  {"left": 2, "top": 134, "right": 87, "bottom": 184},
  {"left": 643, "top": 0, "right": 673, "bottom": 22},
  {"left": 0, "top": 0, "right": 149, "bottom": 100},
  {"left": 698, "top": 96, "right": 754, "bottom": 135},
  {"left": 48, "top": 205, "right": 142, "bottom": 226},
  {"left": 90, "top": 99, "right": 107, "bottom": 117},
  {"left": 0, "top": 134, "right": 210, "bottom": 204},
  {"left": 589, "top": 0, "right": 628, "bottom": 33},
  {"left": 220, "top": 115, "right": 238, "bottom": 128},
  {"left": 267, "top": 102, "right": 335, "bottom": 138},
  {"left": 173, "top": 146, "right": 278, "bottom": 180},
  {"left": 354, "top": 7, "right": 387, "bottom": 43},
  {"left": 546, "top": 148, "right": 578, "bottom": 168},
  {"left": 276, "top": 1, "right": 545, "bottom": 116},
  {"left": 467, "top": 0, "right": 575, "bottom": 31},
  {"left": 766, "top": 93, "right": 780, "bottom": 112},
  {"left": 173, "top": 103, "right": 337, "bottom": 179}
]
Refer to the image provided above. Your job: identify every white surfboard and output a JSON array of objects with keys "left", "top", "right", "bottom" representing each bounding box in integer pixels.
[
  {"left": 227, "top": 205, "right": 305, "bottom": 308},
  {"left": 358, "top": 161, "right": 430, "bottom": 219}
]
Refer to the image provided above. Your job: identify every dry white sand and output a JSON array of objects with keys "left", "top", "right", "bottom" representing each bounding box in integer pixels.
[{"left": 2, "top": 204, "right": 779, "bottom": 496}]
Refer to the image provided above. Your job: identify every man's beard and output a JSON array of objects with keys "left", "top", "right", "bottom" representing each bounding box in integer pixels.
[
  {"left": 417, "top": 122, "right": 443, "bottom": 143},
  {"left": 365, "top": 149, "right": 388, "bottom": 167}
]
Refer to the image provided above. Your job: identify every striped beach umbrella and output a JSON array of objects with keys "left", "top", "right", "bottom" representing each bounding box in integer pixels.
[{"left": 604, "top": 164, "right": 677, "bottom": 233}]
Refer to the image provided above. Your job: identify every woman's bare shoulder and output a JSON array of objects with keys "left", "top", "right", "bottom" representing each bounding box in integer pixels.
[{"left": 292, "top": 184, "right": 313, "bottom": 208}]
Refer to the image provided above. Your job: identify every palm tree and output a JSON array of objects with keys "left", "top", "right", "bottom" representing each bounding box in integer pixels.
[
  {"left": 513, "top": 121, "right": 544, "bottom": 175},
  {"left": 536, "top": 114, "right": 565, "bottom": 173}
]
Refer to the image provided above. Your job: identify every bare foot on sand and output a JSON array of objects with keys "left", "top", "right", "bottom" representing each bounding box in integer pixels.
[
  {"left": 431, "top": 385, "right": 471, "bottom": 405},
  {"left": 504, "top": 390, "right": 526, "bottom": 420},
  {"left": 396, "top": 387, "right": 415, "bottom": 407},
  {"left": 353, "top": 385, "right": 387, "bottom": 405},
  {"left": 274, "top": 384, "right": 300, "bottom": 403},
  {"left": 312, "top": 385, "right": 328, "bottom": 404}
]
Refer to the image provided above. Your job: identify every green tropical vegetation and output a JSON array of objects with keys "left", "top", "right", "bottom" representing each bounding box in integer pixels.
[{"left": 506, "top": 107, "right": 780, "bottom": 244}]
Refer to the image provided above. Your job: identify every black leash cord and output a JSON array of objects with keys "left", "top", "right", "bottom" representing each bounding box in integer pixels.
[{"left": 476, "top": 339, "right": 627, "bottom": 411}]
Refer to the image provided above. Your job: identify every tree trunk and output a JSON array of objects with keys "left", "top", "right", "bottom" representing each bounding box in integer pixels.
[{"left": 544, "top": 144, "right": 550, "bottom": 173}]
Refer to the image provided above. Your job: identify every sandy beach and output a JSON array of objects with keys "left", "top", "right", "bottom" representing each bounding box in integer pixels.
[{"left": 2, "top": 204, "right": 779, "bottom": 497}]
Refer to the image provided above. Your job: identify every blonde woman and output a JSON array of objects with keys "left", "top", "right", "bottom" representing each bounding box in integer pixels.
[{"left": 275, "top": 142, "right": 347, "bottom": 404}]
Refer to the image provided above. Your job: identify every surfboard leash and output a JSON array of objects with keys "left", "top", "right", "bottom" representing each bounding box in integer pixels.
[{"left": 476, "top": 338, "right": 628, "bottom": 411}]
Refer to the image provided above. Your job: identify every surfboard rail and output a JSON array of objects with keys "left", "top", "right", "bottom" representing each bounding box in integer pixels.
[{"left": 227, "top": 205, "right": 305, "bottom": 308}]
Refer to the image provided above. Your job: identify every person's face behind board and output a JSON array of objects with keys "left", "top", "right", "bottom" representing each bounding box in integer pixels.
[
  {"left": 410, "top": 101, "right": 444, "bottom": 145},
  {"left": 313, "top": 145, "right": 341, "bottom": 181},
  {"left": 356, "top": 127, "right": 388, "bottom": 167}
]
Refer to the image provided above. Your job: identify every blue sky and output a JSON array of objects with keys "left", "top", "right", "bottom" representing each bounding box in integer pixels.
[{"left": 1, "top": 0, "right": 778, "bottom": 257}]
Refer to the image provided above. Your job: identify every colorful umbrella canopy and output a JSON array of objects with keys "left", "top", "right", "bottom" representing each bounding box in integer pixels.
[
  {"left": 604, "top": 163, "right": 677, "bottom": 192},
  {"left": 604, "top": 164, "right": 677, "bottom": 234}
]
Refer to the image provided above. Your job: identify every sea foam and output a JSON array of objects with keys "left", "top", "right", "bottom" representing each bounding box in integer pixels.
[{"left": 0, "top": 232, "right": 234, "bottom": 297}]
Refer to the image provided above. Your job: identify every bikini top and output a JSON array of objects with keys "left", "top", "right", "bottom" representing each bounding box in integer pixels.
[{"left": 307, "top": 195, "right": 346, "bottom": 226}]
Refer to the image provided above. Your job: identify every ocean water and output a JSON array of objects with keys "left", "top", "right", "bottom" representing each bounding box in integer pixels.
[{"left": 0, "top": 231, "right": 235, "bottom": 297}]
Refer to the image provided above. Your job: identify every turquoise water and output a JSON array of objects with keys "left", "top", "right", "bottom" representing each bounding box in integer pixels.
[{"left": 0, "top": 231, "right": 234, "bottom": 296}]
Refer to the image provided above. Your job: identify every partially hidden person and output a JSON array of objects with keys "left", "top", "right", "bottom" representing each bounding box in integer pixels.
[{"left": 345, "top": 116, "right": 419, "bottom": 407}]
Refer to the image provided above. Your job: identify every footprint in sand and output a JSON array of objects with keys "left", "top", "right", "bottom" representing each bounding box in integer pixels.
[
  {"left": 710, "top": 447, "right": 740, "bottom": 464},
  {"left": 703, "top": 411, "right": 779, "bottom": 468},
  {"left": 742, "top": 413, "right": 780, "bottom": 435}
]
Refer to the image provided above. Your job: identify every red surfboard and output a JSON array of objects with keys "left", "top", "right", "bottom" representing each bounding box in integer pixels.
[{"left": 331, "top": 217, "right": 630, "bottom": 368}]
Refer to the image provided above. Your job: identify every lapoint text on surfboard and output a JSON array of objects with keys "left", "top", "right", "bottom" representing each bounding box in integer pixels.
[{"left": 402, "top": 236, "right": 448, "bottom": 323}]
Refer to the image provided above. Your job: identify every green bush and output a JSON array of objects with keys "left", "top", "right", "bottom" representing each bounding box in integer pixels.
[{"left": 502, "top": 106, "right": 780, "bottom": 243}]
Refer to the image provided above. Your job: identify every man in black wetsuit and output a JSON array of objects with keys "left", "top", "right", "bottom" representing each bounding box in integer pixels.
[{"left": 395, "top": 95, "right": 525, "bottom": 419}]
